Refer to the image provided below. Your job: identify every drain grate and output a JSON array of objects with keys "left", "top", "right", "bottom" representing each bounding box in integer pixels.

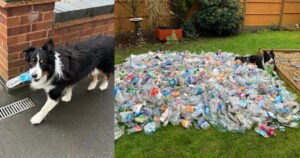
[{"left": 0, "top": 98, "right": 35, "bottom": 120}]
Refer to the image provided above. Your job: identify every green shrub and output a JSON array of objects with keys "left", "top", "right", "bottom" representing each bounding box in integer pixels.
[
  {"left": 170, "top": 0, "right": 195, "bottom": 26},
  {"left": 182, "top": 20, "right": 197, "bottom": 38},
  {"left": 193, "top": 0, "right": 244, "bottom": 36}
]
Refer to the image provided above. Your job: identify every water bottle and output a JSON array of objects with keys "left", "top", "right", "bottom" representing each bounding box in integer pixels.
[
  {"left": 127, "top": 125, "right": 142, "bottom": 135},
  {"left": 198, "top": 120, "right": 210, "bottom": 130},
  {"left": 132, "top": 103, "right": 143, "bottom": 113},
  {"left": 193, "top": 120, "right": 201, "bottom": 130},
  {"left": 144, "top": 122, "right": 156, "bottom": 135},
  {"left": 115, "top": 88, "right": 124, "bottom": 103},
  {"left": 6, "top": 71, "right": 32, "bottom": 88},
  {"left": 160, "top": 108, "right": 172, "bottom": 122},
  {"left": 114, "top": 125, "right": 125, "bottom": 140}
]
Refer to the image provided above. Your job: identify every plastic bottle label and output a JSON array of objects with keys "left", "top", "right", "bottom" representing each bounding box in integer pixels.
[{"left": 199, "top": 120, "right": 206, "bottom": 127}]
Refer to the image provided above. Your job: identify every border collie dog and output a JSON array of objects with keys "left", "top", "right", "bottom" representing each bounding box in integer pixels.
[
  {"left": 24, "top": 35, "right": 114, "bottom": 125},
  {"left": 234, "top": 50, "right": 276, "bottom": 70}
]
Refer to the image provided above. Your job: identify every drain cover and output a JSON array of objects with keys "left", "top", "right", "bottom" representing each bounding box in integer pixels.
[{"left": 0, "top": 98, "right": 35, "bottom": 120}]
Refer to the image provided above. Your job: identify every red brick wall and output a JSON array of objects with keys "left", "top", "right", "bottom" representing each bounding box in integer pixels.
[
  {"left": 0, "top": 1, "right": 57, "bottom": 82},
  {"left": 52, "top": 13, "right": 114, "bottom": 46},
  {"left": 0, "top": 0, "right": 114, "bottom": 84}
]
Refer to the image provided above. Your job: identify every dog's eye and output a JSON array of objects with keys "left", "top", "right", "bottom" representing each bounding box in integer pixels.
[
  {"left": 40, "top": 59, "right": 43, "bottom": 64},
  {"left": 31, "top": 58, "right": 35, "bottom": 64}
]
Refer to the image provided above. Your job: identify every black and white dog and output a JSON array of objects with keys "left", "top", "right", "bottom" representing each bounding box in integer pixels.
[
  {"left": 234, "top": 50, "right": 276, "bottom": 70},
  {"left": 24, "top": 35, "right": 114, "bottom": 125}
]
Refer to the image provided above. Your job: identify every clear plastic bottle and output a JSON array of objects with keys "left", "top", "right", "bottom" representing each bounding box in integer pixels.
[
  {"left": 254, "top": 127, "right": 269, "bottom": 138},
  {"left": 198, "top": 120, "right": 210, "bottom": 130},
  {"left": 114, "top": 125, "right": 125, "bottom": 140},
  {"left": 127, "top": 125, "right": 143, "bottom": 135},
  {"left": 144, "top": 122, "right": 157, "bottom": 135},
  {"left": 160, "top": 108, "right": 172, "bottom": 122},
  {"left": 115, "top": 88, "right": 124, "bottom": 103}
]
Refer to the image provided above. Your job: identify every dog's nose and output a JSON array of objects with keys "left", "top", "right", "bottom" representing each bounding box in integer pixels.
[{"left": 31, "top": 74, "right": 37, "bottom": 78}]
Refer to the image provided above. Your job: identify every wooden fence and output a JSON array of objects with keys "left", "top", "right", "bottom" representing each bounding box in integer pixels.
[
  {"left": 241, "top": 0, "right": 300, "bottom": 27},
  {"left": 114, "top": 0, "right": 173, "bottom": 32},
  {"left": 115, "top": 0, "right": 300, "bottom": 33}
]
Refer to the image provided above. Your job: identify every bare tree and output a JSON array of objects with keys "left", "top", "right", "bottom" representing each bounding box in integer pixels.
[
  {"left": 117, "top": 0, "right": 145, "bottom": 44},
  {"left": 117, "top": 0, "right": 144, "bottom": 18}
]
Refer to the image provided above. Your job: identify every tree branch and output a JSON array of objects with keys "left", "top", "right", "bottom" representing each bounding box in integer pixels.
[
  {"left": 117, "top": 0, "right": 134, "bottom": 15},
  {"left": 135, "top": 0, "right": 144, "bottom": 8}
]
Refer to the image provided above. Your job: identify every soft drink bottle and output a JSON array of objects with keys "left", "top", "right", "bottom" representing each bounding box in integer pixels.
[
  {"left": 181, "top": 119, "right": 192, "bottom": 129},
  {"left": 254, "top": 127, "right": 269, "bottom": 138},
  {"left": 260, "top": 123, "right": 276, "bottom": 136}
]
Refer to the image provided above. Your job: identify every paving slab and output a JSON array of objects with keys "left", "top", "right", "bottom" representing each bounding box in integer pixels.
[{"left": 0, "top": 76, "right": 114, "bottom": 158}]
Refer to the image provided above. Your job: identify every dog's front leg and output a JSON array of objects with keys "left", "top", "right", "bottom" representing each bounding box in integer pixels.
[
  {"left": 30, "top": 96, "right": 58, "bottom": 125},
  {"left": 62, "top": 86, "right": 73, "bottom": 102}
]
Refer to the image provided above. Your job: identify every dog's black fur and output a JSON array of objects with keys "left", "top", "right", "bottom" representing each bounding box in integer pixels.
[
  {"left": 24, "top": 35, "right": 114, "bottom": 124},
  {"left": 234, "top": 50, "right": 275, "bottom": 70},
  {"left": 24, "top": 35, "right": 114, "bottom": 100}
]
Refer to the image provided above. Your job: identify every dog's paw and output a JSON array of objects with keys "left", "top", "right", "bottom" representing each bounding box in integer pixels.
[
  {"left": 99, "top": 81, "right": 108, "bottom": 91},
  {"left": 87, "top": 82, "right": 97, "bottom": 91},
  {"left": 62, "top": 95, "right": 71, "bottom": 102},
  {"left": 30, "top": 112, "right": 45, "bottom": 125}
]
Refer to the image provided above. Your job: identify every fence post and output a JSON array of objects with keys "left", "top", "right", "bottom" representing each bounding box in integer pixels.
[
  {"left": 279, "top": 0, "right": 286, "bottom": 29},
  {"left": 242, "top": 0, "right": 247, "bottom": 30}
]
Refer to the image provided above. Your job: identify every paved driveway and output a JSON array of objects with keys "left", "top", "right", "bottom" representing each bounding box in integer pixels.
[{"left": 0, "top": 77, "right": 114, "bottom": 158}]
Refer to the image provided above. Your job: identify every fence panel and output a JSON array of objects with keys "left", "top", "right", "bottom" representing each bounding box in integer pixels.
[{"left": 115, "top": 0, "right": 300, "bottom": 33}]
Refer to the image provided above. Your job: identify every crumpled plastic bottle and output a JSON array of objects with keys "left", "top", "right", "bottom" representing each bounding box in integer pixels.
[
  {"left": 114, "top": 124, "right": 125, "bottom": 140},
  {"left": 198, "top": 120, "right": 210, "bottom": 130},
  {"left": 144, "top": 122, "right": 158, "bottom": 135},
  {"left": 127, "top": 125, "right": 143, "bottom": 135}
]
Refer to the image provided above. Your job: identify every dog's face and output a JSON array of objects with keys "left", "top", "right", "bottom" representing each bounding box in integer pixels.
[
  {"left": 23, "top": 39, "right": 55, "bottom": 82},
  {"left": 263, "top": 50, "right": 275, "bottom": 70}
]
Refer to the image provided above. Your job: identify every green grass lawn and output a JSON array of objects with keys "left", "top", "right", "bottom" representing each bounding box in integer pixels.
[{"left": 115, "top": 31, "right": 300, "bottom": 158}]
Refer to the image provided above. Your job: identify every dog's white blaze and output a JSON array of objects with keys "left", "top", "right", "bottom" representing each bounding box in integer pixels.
[
  {"left": 30, "top": 95, "right": 58, "bottom": 124},
  {"left": 30, "top": 53, "right": 55, "bottom": 92},
  {"left": 54, "top": 52, "right": 64, "bottom": 79},
  {"left": 30, "top": 52, "right": 63, "bottom": 92},
  {"left": 263, "top": 58, "right": 275, "bottom": 70},
  {"left": 29, "top": 54, "right": 42, "bottom": 79}
]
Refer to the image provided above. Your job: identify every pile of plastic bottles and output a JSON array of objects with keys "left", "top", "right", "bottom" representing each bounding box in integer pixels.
[{"left": 114, "top": 51, "right": 300, "bottom": 140}]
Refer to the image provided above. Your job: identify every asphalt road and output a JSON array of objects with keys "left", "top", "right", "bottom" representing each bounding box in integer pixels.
[{"left": 0, "top": 76, "right": 114, "bottom": 158}]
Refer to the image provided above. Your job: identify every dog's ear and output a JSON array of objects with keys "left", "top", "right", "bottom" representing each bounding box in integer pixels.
[
  {"left": 270, "top": 49, "right": 275, "bottom": 59},
  {"left": 42, "top": 38, "right": 54, "bottom": 52},
  {"left": 263, "top": 50, "right": 270, "bottom": 61},
  {"left": 23, "top": 46, "right": 36, "bottom": 62}
]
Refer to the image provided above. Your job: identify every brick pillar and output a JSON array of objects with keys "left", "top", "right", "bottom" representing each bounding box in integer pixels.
[{"left": 0, "top": 0, "right": 59, "bottom": 84}]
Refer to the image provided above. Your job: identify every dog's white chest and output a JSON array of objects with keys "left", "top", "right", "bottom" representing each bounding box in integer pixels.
[{"left": 30, "top": 76, "right": 55, "bottom": 92}]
